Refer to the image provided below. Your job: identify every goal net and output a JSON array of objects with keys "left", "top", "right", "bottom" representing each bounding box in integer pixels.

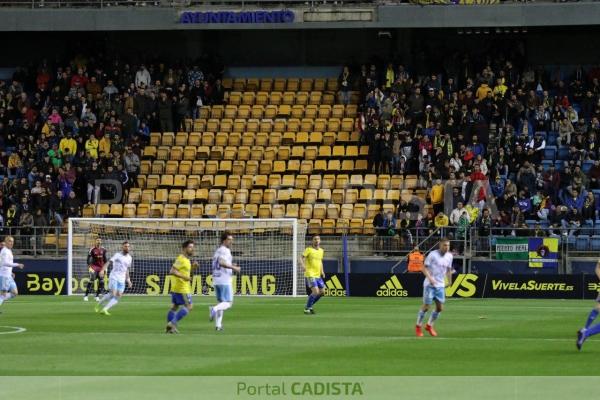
[{"left": 67, "top": 218, "right": 306, "bottom": 297}]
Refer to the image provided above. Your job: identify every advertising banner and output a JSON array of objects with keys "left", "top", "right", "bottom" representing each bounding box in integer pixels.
[
  {"left": 482, "top": 274, "right": 583, "bottom": 299},
  {"left": 495, "top": 237, "right": 559, "bottom": 268}
]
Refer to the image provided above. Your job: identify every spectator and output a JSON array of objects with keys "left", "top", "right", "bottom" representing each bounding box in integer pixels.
[
  {"left": 135, "top": 64, "right": 151, "bottom": 88},
  {"left": 338, "top": 66, "right": 352, "bottom": 105}
]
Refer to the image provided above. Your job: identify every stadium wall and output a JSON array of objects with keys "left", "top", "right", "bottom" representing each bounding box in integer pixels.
[
  {"left": 19, "top": 259, "right": 599, "bottom": 299},
  {"left": 1, "top": 4, "right": 600, "bottom": 31}
]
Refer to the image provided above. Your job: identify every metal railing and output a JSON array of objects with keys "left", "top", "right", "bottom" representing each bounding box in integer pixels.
[{"left": 1, "top": 226, "right": 66, "bottom": 257}]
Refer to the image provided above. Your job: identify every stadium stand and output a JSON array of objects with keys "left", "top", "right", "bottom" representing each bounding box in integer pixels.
[{"left": 0, "top": 54, "right": 599, "bottom": 254}]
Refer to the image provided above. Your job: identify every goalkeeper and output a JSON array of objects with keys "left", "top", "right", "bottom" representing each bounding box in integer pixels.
[{"left": 84, "top": 238, "right": 107, "bottom": 302}]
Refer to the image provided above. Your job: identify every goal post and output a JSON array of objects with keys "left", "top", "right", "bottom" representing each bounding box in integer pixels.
[{"left": 67, "top": 218, "right": 306, "bottom": 297}]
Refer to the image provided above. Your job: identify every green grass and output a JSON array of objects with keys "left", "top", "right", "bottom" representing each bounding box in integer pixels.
[{"left": 0, "top": 296, "right": 598, "bottom": 376}]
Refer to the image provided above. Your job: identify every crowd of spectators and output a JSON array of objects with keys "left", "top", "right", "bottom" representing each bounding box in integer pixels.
[
  {"left": 0, "top": 56, "right": 223, "bottom": 246},
  {"left": 354, "top": 57, "right": 600, "bottom": 249}
]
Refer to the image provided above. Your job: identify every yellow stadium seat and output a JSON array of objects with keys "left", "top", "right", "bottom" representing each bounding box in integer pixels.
[
  {"left": 304, "top": 146, "right": 318, "bottom": 160},
  {"left": 317, "top": 105, "right": 331, "bottom": 119},
  {"left": 277, "top": 188, "right": 292, "bottom": 203},
  {"left": 259, "top": 160, "right": 273, "bottom": 175},
  {"left": 304, "top": 189, "right": 317, "bottom": 204},
  {"left": 260, "top": 79, "right": 273, "bottom": 92},
  {"left": 160, "top": 174, "right": 174, "bottom": 188},
  {"left": 314, "top": 160, "right": 327, "bottom": 173},
  {"left": 155, "top": 188, "right": 169, "bottom": 203},
  {"left": 227, "top": 175, "right": 241, "bottom": 190},
  {"left": 318, "top": 189, "right": 331, "bottom": 203},
  {"left": 128, "top": 188, "right": 142, "bottom": 204},
  {"left": 232, "top": 161, "right": 246, "bottom": 176},
  {"left": 323, "top": 132, "right": 336, "bottom": 146},
  {"left": 296, "top": 91, "right": 309, "bottom": 106},
  {"left": 247, "top": 78, "right": 259, "bottom": 91},
  {"left": 222, "top": 189, "right": 235, "bottom": 205},
  {"left": 213, "top": 175, "right": 227, "bottom": 189},
  {"left": 141, "top": 189, "right": 155, "bottom": 204},
  {"left": 200, "top": 175, "right": 214, "bottom": 188},
  {"left": 353, "top": 204, "right": 367, "bottom": 219},
  {"left": 256, "top": 130, "right": 270, "bottom": 145},
  {"left": 246, "top": 160, "right": 259, "bottom": 175},
  {"left": 192, "top": 160, "right": 205, "bottom": 175},
  {"left": 208, "top": 189, "right": 222, "bottom": 204},
  {"left": 237, "top": 146, "right": 250, "bottom": 161},
  {"left": 355, "top": 159, "right": 368, "bottom": 172},
  {"left": 308, "top": 132, "right": 322, "bottom": 145},
  {"left": 287, "top": 118, "right": 300, "bottom": 133},
  {"left": 377, "top": 175, "right": 391, "bottom": 189},
  {"left": 263, "top": 189, "right": 277, "bottom": 204},
  {"left": 251, "top": 105, "right": 264, "bottom": 119},
  {"left": 196, "top": 188, "right": 208, "bottom": 202},
  {"left": 164, "top": 160, "right": 178, "bottom": 175},
  {"left": 291, "top": 105, "right": 305, "bottom": 119},
  {"left": 313, "top": 204, "right": 327, "bottom": 219},
  {"left": 346, "top": 189, "right": 359, "bottom": 204},
  {"left": 287, "top": 78, "right": 299, "bottom": 92},
  {"left": 186, "top": 175, "right": 200, "bottom": 189},
  {"left": 190, "top": 204, "right": 204, "bottom": 218},
  {"left": 282, "top": 92, "right": 295, "bottom": 106},
  {"left": 300, "top": 204, "right": 313, "bottom": 220},
  {"left": 308, "top": 219, "right": 322, "bottom": 235},
  {"left": 235, "top": 189, "right": 248, "bottom": 204},
  {"left": 387, "top": 190, "right": 400, "bottom": 203},
  {"left": 237, "top": 106, "right": 251, "bottom": 119},
  {"left": 250, "top": 189, "right": 263, "bottom": 204},
  {"left": 242, "top": 92, "right": 255, "bottom": 105},
  {"left": 268, "top": 174, "right": 282, "bottom": 189},
  {"left": 336, "top": 218, "right": 349, "bottom": 235},
  {"left": 210, "top": 146, "right": 223, "bottom": 160},
  {"left": 123, "top": 204, "right": 136, "bottom": 218},
  {"left": 295, "top": 175, "right": 308, "bottom": 189},
  {"left": 161, "top": 132, "right": 175, "bottom": 146},
  {"left": 150, "top": 203, "right": 164, "bottom": 218},
  {"left": 177, "top": 204, "right": 190, "bottom": 218},
  {"left": 140, "top": 160, "right": 152, "bottom": 175},
  {"left": 188, "top": 132, "right": 201, "bottom": 146},
  {"left": 151, "top": 160, "right": 165, "bottom": 175},
  {"left": 307, "top": 90, "right": 321, "bottom": 105},
  {"left": 258, "top": 204, "right": 272, "bottom": 218},
  {"left": 300, "top": 160, "right": 313, "bottom": 175},
  {"left": 168, "top": 189, "right": 182, "bottom": 204},
  {"left": 309, "top": 175, "right": 322, "bottom": 190},
  {"left": 286, "top": 204, "right": 299, "bottom": 218},
  {"left": 359, "top": 189, "right": 372, "bottom": 202},
  {"left": 231, "top": 204, "right": 245, "bottom": 218},
  {"left": 156, "top": 146, "right": 170, "bottom": 160},
  {"left": 281, "top": 174, "right": 295, "bottom": 188},
  {"left": 182, "top": 189, "right": 196, "bottom": 203},
  {"left": 349, "top": 219, "right": 363, "bottom": 234},
  {"left": 179, "top": 160, "right": 192, "bottom": 175},
  {"left": 204, "top": 204, "right": 218, "bottom": 217},
  {"left": 95, "top": 203, "right": 109, "bottom": 216},
  {"left": 228, "top": 91, "right": 242, "bottom": 105},
  {"left": 219, "top": 160, "right": 232, "bottom": 174},
  {"left": 173, "top": 175, "right": 187, "bottom": 188},
  {"left": 404, "top": 176, "right": 418, "bottom": 190},
  {"left": 269, "top": 92, "right": 282, "bottom": 106},
  {"left": 332, "top": 189, "right": 344, "bottom": 204},
  {"left": 265, "top": 105, "right": 278, "bottom": 119},
  {"left": 273, "top": 78, "right": 286, "bottom": 92},
  {"left": 136, "top": 204, "right": 150, "bottom": 218},
  {"left": 240, "top": 175, "right": 253, "bottom": 189},
  {"left": 245, "top": 204, "right": 258, "bottom": 218},
  {"left": 150, "top": 132, "right": 161, "bottom": 146},
  {"left": 304, "top": 105, "right": 317, "bottom": 119},
  {"left": 291, "top": 146, "right": 304, "bottom": 159},
  {"left": 341, "top": 160, "right": 354, "bottom": 173}
]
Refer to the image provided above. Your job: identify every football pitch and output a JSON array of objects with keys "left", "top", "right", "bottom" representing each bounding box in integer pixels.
[{"left": 0, "top": 296, "right": 597, "bottom": 376}]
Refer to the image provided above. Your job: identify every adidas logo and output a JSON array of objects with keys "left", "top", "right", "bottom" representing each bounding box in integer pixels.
[
  {"left": 376, "top": 276, "right": 408, "bottom": 297},
  {"left": 324, "top": 276, "right": 346, "bottom": 297}
]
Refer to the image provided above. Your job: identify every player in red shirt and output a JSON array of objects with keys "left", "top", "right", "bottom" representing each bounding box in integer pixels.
[{"left": 84, "top": 238, "right": 107, "bottom": 302}]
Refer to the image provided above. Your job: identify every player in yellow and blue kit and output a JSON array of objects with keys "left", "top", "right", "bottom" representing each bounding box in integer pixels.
[
  {"left": 165, "top": 240, "right": 198, "bottom": 334},
  {"left": 301, "top": 235, "right": 325, "bottom": 315},
  {"left": 577, "top": 258, "right": 600, "bottom": 350}
]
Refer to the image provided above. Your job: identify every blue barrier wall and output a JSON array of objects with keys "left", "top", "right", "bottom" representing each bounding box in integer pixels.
[{"left": 572, "top": 261, "right": 597, "bottom": 275}]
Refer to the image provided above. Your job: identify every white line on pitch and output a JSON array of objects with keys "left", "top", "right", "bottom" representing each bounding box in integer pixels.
[{"left": 0, "top": 326, "right": 26, "bottom": 335}]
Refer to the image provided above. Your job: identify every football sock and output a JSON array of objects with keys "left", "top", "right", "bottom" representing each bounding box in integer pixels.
[
  {"left": 585, "top": 309, "right": 599, "bottom": 329},
  {"left": 428, "top": 312, "right": 440, "bottom": 326},
  {"left": 84, "top": 280, "right": 94, "bottom": 297},
  {"left": 167, "top": 310, "right": 176, "bottom": 323},
  {"left": 103, "top": 297, "right": 119, "bottom": 311},
  {"left": 96, "top": 279, "right": 105, "bottom": 297},
  {"left": 306, "top": 295, "right": 316, "bottom": 309},
  {"left": 585, "top": 322, "right": 600, "bottom": 338},
  {"left": 416, "top": 310, "right": 427, "bottom": 326},
  {"left": 216, "top": 310, "right": 224, "bottom": 328},
  {"left": 171, "top": 308, "right": 189, "bottom": 325},
  {"left": 312, "top": 294, "right": 322, "bottom": 306}
]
